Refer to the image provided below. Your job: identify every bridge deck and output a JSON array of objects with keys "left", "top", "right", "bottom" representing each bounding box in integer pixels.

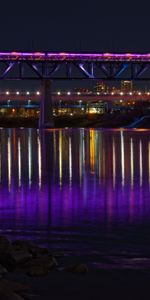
[{"left": 0, "top": 52, "right": 150, "bottom": 61}]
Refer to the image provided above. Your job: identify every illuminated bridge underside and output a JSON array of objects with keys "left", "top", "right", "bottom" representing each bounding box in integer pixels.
[
  {"left": 1, "top": 52, "right": 150, "bottom": 79},
  {"left": 0, "top": 94, "right": 150, "bottom": 102}
]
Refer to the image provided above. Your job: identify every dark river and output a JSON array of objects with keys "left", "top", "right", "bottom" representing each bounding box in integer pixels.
[{"left": 0, "top": 128, "right": 150, "bottom": 258}]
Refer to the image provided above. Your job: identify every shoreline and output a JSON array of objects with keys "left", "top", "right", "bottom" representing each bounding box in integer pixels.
[
  {"left": 0, "top": 236, "right": 150, "bottom": 299},
  {"left": 0, "top": 112, "right": 149, "bottom": 128}
]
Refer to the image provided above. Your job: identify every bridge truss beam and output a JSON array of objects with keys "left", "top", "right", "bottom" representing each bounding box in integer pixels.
[{"left": 0, "top": 60, "right": 150, "bottom": 80}]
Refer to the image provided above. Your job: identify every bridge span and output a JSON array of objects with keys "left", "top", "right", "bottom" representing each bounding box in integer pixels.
[
  {"left": 0, "top": 52, "right": 150, "bottom": 127},
  {"left": 0, "top": 93, "right": 149, "bottom": 102}
]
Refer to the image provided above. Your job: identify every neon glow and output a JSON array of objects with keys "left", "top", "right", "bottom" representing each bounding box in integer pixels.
[{"left": 0, "top": 51, "right": 150, "bottom": 61}]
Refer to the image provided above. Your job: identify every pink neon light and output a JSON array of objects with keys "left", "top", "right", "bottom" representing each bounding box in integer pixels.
[{"left": 0, "top": 52, "right": 150, "bottom": 61}]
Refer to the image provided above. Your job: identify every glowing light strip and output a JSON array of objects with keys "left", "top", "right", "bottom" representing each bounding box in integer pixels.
[{"left": 0, "top": 52, "right": 150, "bottom": 61}]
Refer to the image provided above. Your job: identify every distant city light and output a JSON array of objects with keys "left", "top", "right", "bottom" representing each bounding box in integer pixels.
[
  {"left": 6, "top": 91, "right": 9, "bottom": 95},
  {"left": 67, "top": 92, "right": 71, "bottom": 95},
  {"left": 120, "top": 92, "right": 124, "bottom": 95},
  {"left": 77, "top": 92, "right": 81, "bottom": 95},
  {"left": 26, "top": 91, "right": 30, "bottom": 95},
  {"left": 88, "top": 107, "right": 98, "bottom": 114},
  {"left": 97, "top": 92, "right": 100, "bottom": 95},
  {"left": 111, "top": 92, "right": 114, "bottom": 95},
  {"left": 36, "top": 91, "right": 40, "bottom": 95},
  {"left": 129, "top": 92, "right": 133, "bottom": 95},
  {"left": 16, "top": 91, "right": 20, "bottom": 95},
  {"left": 120, "top": 100, "right": 123, "bottom": 103},
  {"left": 138, "top": 92, "right": 141, "bottom": 95},
  {"left": 57, "top": 91, "right": 61, "bottom": 95}
]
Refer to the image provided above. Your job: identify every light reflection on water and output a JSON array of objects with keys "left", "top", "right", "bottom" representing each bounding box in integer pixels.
[{"left": 0, "top": 128, "right": 150, "bottom": 252}]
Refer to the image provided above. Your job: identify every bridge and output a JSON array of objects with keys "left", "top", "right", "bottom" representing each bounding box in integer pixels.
[
  {"left": 0, "top": 92, "right": 149, "bottom": 102},
  {"left": 0, "top": 51, "right": 150, "bottom": 127},
  {"left": 1, "top": 52, "right": 150, "bottom": 80}
]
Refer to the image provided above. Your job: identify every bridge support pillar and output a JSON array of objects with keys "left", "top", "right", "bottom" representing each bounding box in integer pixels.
[{"left": 39, "top": 79, "right": 54, "bottom": 128}]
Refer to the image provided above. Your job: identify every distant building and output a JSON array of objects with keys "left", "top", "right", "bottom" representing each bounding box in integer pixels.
[
  {"left": 94, "top": 81, "right": 108, "bottom": 93},
  {"left": 121, "top": 81, "right": 133, "bottom": 93}
]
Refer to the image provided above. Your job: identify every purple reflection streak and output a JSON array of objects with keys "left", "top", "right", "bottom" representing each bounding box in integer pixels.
[{"left": 0, "top": 129, "right": 149, "bottom": 250}]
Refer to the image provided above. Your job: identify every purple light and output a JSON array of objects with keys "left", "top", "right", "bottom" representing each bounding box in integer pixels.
[{"left": 0, "top": 52, "right": 150, "bottom": 61}]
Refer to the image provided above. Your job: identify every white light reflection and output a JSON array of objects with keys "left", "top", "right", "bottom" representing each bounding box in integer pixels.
[
  {"left": 18, "top": 138, "right": 21, "bottom": 187},
  {"left": 130, "top": 138, "right": 134, "bottom": 187},
  {"left": 37, "top": 135, "right": 42, "bottom": 188},
  {"left": 98, "top": 134, "right": 102, "bottom": 183},
  {"left": 69, "top": 136, "right": 72, "bottom": 185},
  {"left": 53, "top": 131, "right": 56, "bottom": 167},
  {"left": 120, "top": 131, "right": 125, "bottom": 187},
  {"left": 79, "top": 130, "right": 84, "bottom": 184},
  {"left": 28, "top": 131, "right": 32, "bottom": 187},
  {"left": 112, "top": 138, "right": 116, "bottom": 187},
  {"left": 7, "top": 136, "right": 11, "bottom": 190},
  {"left": 59, "top": 131, "right": 62, "bottom": 187},
  {"left": 139, "top": 140, "right": 143, "bottom": 186}
]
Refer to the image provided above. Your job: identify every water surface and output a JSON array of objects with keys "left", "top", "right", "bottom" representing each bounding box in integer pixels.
[{"left": 0, "top": 128, "right": 150, "bottom": 260}]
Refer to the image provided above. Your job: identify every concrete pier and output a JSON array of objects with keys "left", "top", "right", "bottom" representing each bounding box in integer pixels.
[{"left": 39, "top": 79, "right": 54, "bottom": 128}]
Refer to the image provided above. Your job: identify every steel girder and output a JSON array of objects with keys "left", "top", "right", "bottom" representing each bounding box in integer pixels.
[{"left": 0, "top": 60, "right": 149, "bottom": 80}]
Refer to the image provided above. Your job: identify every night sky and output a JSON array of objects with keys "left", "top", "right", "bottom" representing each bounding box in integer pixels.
[
  {"left": 0, "top": 1, "right": 149, "bottom": 90},
  {"left": 0, "top": 1, "right": 149, "bottom": 52}
]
